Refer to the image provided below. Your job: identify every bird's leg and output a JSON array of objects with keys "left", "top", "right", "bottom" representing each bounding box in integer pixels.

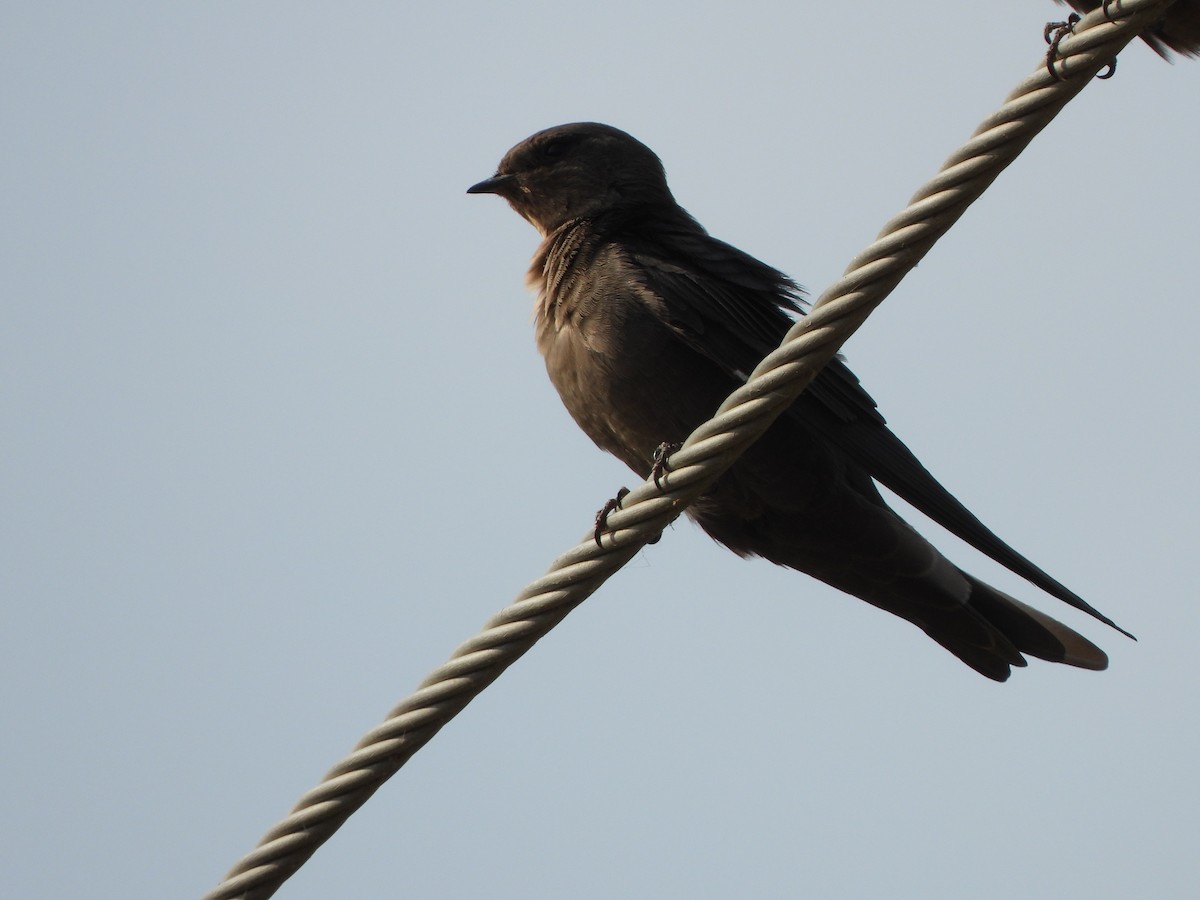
[
  {"left": 650, "top": 441, "right": 683, "bottom": 491},
  {"left": 1044, "top": 14, "right": 1080, "bottom": 79},
  {"left": 594, "top": 487, "right": 630, "bottom": 547}
]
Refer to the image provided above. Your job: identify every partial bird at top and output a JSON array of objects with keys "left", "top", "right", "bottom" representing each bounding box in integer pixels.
[{"left": 1057, "top": 0, "right": 1200, "bottom": 58}]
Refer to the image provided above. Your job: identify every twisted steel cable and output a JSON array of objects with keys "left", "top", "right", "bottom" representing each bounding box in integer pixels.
[{"left": 204, "top": 3, "right": 1174, "bottom": 897}]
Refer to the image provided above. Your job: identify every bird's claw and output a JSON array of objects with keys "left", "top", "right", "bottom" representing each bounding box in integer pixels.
[
  {"left": 1045, "top": 15, "right": 1080, "bottom": 79},
  {"left": 1044, "top": 12, "right": 1116, "bottom": 80},
  {"left": 651, "top": 441, "right": 683, "bottom": 490},
  {"left": 594, "top": 487, "right": 630, "bottom": 547}
]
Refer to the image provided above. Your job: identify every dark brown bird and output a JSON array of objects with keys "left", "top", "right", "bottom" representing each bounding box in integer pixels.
[
  {"left": 469, "top": 122, "right": 1129, "bottom": 681},
  {"left": 1057, "top": 0, "right": 1200, "bottom": 58}
]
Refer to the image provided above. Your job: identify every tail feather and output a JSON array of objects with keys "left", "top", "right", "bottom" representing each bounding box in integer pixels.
[
  {"left": 925, "top": 574, "right": 1109, "bottom": 681},
  {"left": 964, "top": 574, "right": 1109, "bottom": 671}
]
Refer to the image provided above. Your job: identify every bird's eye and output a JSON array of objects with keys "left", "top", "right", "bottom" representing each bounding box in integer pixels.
[{"left": 540, "top": 138, "right": 569, "bottom": 159}]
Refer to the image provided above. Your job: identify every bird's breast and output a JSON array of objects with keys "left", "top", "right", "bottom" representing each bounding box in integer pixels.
[{"left": 533, "top": 282, "right": 734, "bottom": 479}]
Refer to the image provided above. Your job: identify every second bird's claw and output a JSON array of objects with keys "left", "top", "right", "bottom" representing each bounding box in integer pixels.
[
  {"left": 594, "top": 487, "right": 630, "bottom": 547},
  {"left": 1094, "top": 3, "right": 1118, "bottom": 79},
  {"left": 651, "top": 441, "right": 683, "bottom": 490}
]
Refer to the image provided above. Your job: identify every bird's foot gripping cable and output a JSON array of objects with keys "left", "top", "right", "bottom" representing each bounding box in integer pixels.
[
  {"left": 1045, "top": 12, "right": 1117, "bottom": 78},
  {"left": 650, "top": 441, "right": 683, "bottom": 491},
  {"left": 594, "top": 487, "right": 630, "bottom": 547}
]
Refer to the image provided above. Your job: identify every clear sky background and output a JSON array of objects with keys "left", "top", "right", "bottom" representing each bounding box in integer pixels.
[{"left": 4, "top": 3, "right": 1198, "bottom": 898}]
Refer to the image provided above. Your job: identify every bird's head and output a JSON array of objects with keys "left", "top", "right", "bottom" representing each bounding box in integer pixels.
[{"left": 467, "top": 122, "right": 674, "bottom": 235}]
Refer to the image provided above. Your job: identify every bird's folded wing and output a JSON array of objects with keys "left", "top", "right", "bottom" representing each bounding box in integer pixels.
[{"left": 631, "top": 231, "right": 1127, "bottom": 634}]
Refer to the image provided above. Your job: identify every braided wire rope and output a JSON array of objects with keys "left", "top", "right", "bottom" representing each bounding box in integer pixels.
[{"left": 204, "top": 3, "right": 1174, "bottom": 896}]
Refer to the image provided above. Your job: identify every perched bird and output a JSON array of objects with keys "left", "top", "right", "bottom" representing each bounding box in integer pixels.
[
  {"left": 1057, "top": 0, "right": 1200, "bottom": 58},
  {"left": 469, "top": 122, "right": 1128, "bottom": 681}
]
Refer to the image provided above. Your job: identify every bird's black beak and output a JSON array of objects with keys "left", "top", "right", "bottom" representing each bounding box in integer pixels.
[{"left": 467, "top": 173, "right": 516, "bottom": 195}]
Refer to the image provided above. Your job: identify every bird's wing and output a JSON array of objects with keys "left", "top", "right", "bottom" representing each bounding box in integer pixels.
[{"left": 629, "top": 226, "right": 1128, "bottom": 635}]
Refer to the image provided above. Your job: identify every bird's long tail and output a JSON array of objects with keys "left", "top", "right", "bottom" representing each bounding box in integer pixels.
[{"left": 922, "top": 573, "right": 1109, "bottom": 681}]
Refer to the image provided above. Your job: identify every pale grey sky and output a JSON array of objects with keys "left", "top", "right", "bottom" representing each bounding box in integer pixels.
[{"left": 3, "top": 3, "right": 1198, "bottom": 898}]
